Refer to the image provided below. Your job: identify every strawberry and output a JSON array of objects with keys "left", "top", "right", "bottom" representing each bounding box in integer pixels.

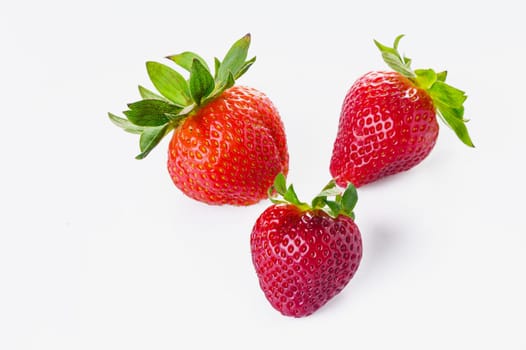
[
  {"left": 250, "top": 174, "right": 362, "bottom": 317},
  {"left": 330, "top": 35, "right": 474, "bottom": 187},
  {"left": 109, "top": 34, "right": 288, "bottom": 205}
]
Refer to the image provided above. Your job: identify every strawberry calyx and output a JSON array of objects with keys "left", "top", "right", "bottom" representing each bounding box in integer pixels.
[
  {"left": 108, "top": 34, "right": 256, "bottom": 159},
  {"left": 374, "top": 35, "right": 475, "bottom": 147},
  {"left": 268, "top": 173, "right": 358, "bottom": 219}
]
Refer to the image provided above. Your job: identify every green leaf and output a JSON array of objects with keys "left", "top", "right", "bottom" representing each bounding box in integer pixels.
[
  {"left": 223, "top": 71, "right": 236, "bottom": 90},
  {"left": 235, "top": 56, "right": 256, "bottom": 79},
  {"left": 268, "top": 176, "right": 359, "bottom": 219},
  {"left": 428, "top": 81, "right": 467, "bottom": 108},
  {"left": 311, "top": 180, "right": 334, "bottom": 209},
  {"left": 321, "top": 179, "right": 337, "bottom": 191},
  {"left": 427, "top": 78, "right": 473, "bottom": 147},
  {"left": 268, "top": 174, "right": 309, "bottom": 210},
  {"left": 189, "top": 59, "right": 215, "bottom": 105},
  {"left": 128, "top": 99, "right": 182, "bottom": 114},
  {"left": 403, "top": 55, "right": 412, "bottom": 67},
  {"left": 435, "top": 103, "right": 475, "bottom": 147},
  {"left": 217, "top": 34, "right": 251, "bottom": 83},
  {"left": 325, "top": 200, "right": 341, "bottom": 217},
  {"left": 381, "top": 52, "right": 415, "bottom": 78},
  {"left": 146, "top": 61, "right": 191, "bottom": 106},
  {"left": 208, "top": 71, "right": 235, "bottom": 101},
  {"left": 138, "top": 85, "right": 167, "bottom": 101},
  {"left": 341, "top": 183, "right": 358, "bottom": 214},
  {"left": 124, "top": 110, "right": 169, "bottom": 127},
  {"left": 108, "top": 113, "right": 146, "bottom": 134},
  {"left": 269, "top": 197, "right": 287, "bottom": 205},
  {"left": 283, "top": 184, "right": 302, "bottom": 206},
  {"left": 393, "top": 34, "right": 404, "bottom": 50},
  {"left": 379, "top": 33, "right": 474, "bottom": 149},
  {"left": 316, "top": 187, "right": 341, "bottom": 198},
  {"left": 213, "top": 57, "right": 221, "bottom": 79},
  {"left": 436, "top": 71, "right": 448, "bottom": 82},
  {"left": 136, "top": 124, "right": 169, "bottom": 159},
  {"left": 273, "top": 173, "right": 287, "bottom": 195},
  {"left": 166, "top": 51, "right": 210, "bottom": 73},
  {"left": 311, "top": 196, "right": 326, "bottom": 209},
  {"left": 123, "top": 99, "right": 181, "bottom": 126},
  {"left": 414, "top": 69, "right": 437, "bottom": 90},
  {"left": 224, "top": 71, "right": 236, "bottom": 90},
  {"left": 374, "top": 35, "right": 415, "bottom": 78}
]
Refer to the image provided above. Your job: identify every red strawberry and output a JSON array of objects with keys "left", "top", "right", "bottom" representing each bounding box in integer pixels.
[
  {"left": 330, "top": 35, "right": 474, "bottom": 187},
  {"left": 250, "top": 174, "right": 362, "bottom": 317},
  {"left": 109, "top": 34, "right": 288, "bottom": 205}
]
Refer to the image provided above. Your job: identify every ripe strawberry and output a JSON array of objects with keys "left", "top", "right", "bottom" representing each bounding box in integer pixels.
[
  {"left": 250, "top": 174, "right": 362, "bottom": 317},
  {"left": 330, "top": 35, "right": 474, "bottom": 187},
  {"left": 109, "top": 34, "right": 288, "bottom": 205}
]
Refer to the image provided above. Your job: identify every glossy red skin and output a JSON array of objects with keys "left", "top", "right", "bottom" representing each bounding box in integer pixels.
[
  {"left": 250, "top": 204, "right": 362, "bottom": 317},
  {"left": 330, "top": 71, "right": 439, "bottom": 187},
  {"left": 167, "top": 86, "right": 289, "bottom": 205}
]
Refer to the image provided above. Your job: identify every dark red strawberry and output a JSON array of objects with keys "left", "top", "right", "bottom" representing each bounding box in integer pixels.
[
  {"left": 250, "top": 174, "right": 362, "bottom": 317},
  {"left": 330, "top": 35, "right": 474, "bottom": 187},
  {"left": 109, "top": 34, "right": 288, "bottom": 205}
]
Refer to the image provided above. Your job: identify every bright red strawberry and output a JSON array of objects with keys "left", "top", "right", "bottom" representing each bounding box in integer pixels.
[
  {"left": 109, "top": 34, "right": 288, "bottom": 205},
  {"left": 330, "top": 35, "right": 474, "bottom": 187},
  {"left": 250, "top": 174, "right": 362, "bottom": 317},
  {"left": 167, "top": 85, "right": 288, "bottom": 205}
]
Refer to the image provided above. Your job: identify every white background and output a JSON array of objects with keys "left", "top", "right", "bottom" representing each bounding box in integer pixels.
[{"left": 1, "top": 0, "right": 525, "bottom": 349}]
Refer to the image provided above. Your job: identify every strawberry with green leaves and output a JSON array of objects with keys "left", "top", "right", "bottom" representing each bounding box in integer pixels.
[
  {"left": 330, "top": 35, "right": 474, "bottom": 187},
  {"left": 250, "top": 174, "right": 362, "bottom": 317},
  {"left": 109, "top": 34, "right": 288, "bottom": 205}
]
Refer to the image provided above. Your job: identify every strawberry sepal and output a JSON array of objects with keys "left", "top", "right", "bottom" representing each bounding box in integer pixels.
[
  {"left": 136, "top": 124, "right": 171, "bottom": 160},
  {"left": 375, "top": 35, "right": 474, "bottom": 147},
  {"left": 166, "top": 51, "right": 210, "bottom": 73},
  {"left": 427, "top": 80, "right": 474, "bottom": 147},
  {"left": 269, "top": 173, "right": 358, "bottom": 219},
  {"left": 189, "top": 58, "right": 215, "bottom": 106},
  {"left": 374, "top": 34, "right": 415, "bottom": 78},
  {"left": 108, "top": 34, "right": 256, "bottom": 158}
]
